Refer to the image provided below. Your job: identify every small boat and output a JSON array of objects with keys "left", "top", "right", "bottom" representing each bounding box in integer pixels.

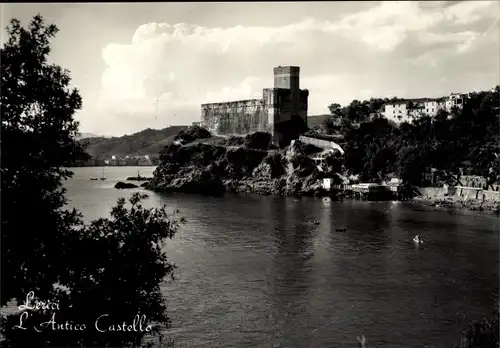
[
  {"left": 307, "top": 220, "right": 320, "bottom": 225},
  {"left": 336, "top": 225, "right": 348, "bottom": 232},
  {"left": 413, "top": 235, "right": 423, "bottom": 244},
  {"left": 100, "top": 167, "right": 106, "bottom": 180},
  {"left": 91, "top": 167, "right": 106, "bottom": 181}
]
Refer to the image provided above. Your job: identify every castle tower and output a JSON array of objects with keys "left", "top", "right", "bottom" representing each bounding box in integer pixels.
[
  {"left": 273, "top": 66, "right": 300, "bottom": 91},
  {"left": 273, "top": 66, "right": 301, "bottom": 118}
]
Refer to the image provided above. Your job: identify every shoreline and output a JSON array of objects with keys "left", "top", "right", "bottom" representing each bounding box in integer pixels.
[
  {"left": 141, "top": 181, "right": 500, "bottom": 216},
  {"left": 411, "top": 195, "right": 499, "bottom": 216}
]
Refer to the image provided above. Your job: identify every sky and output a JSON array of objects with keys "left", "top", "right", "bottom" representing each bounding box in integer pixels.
[{"left": 2, "top": 1, "right": 499, "bottom": 136}]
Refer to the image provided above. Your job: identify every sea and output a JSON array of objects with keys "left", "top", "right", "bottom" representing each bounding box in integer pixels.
[{"left": 62, "top": 166, "right": 499, "bottom": 348}]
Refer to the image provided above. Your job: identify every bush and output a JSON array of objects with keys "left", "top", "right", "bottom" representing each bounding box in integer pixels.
[
  {"left": 174, "top": 126, "right": 212, "bottom": 143},
  {"left": 244, "top": 132, "right": 272, "bottom": 150},
  {"left": 453, "top": 301, "right": 499, "bottom": 348}
]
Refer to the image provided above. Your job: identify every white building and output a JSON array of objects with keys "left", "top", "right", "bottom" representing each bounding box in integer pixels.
[
  {"left": 422, "top": 98, "right": 445, "bottom": 117},
  {"left": 445, "top": 93, "right": 468, "bottom": 111},
  {"left": 323, "top": 178, "right": 333, "bottom": 191},
  {"left": 383, "top": 99, "right": 427, "bottom": 124},
  {"left": 382, "top": 93, "right": 468, "bottom": 125}
]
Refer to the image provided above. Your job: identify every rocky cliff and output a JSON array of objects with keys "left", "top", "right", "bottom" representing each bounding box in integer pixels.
[{"left": 145, "top": 127, "right": 343, "bottom": 196}]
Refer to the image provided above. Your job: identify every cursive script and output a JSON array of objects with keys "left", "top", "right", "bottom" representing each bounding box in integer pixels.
[
  {"left": 18, "top": 291, "right": 60, "bottom": 311},
  {"left": 95, "top": 314, "right": 152, "bottom": 332},
  {"left": 34, "top": 313, "right": 86, "bottom": 332}
]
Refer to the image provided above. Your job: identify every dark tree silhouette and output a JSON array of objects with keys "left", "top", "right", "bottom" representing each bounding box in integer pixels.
[
  {"left": 1, "top": 14, "right": 87, "bottom": 310},
  {"left": 1, "top": 15, "right": 179, "bottom": 348}
]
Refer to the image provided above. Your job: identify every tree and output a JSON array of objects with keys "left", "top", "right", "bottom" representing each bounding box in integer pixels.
[
  {"left": 1, "top": 15, "right": 179, "bottom": 347},
  {"left": 453, "top": 299, "right": 499, "bottom": 348},
  {"left": 1, "top": 14, "right": 88, "bottom": 309},
  {"left": 328, "top": 103, "right": 343, "bottom": 121},
  {"left": 346, "top": 99, "right": 370, "bottom": 124},
  {"left": 396, "top": 146, "right": 426, "bottom": 185},
  {"left": 435, "top": 109, "right": 449, "bottom": 123}
]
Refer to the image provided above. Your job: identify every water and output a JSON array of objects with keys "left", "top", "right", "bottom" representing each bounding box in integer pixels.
[{"left": 64, "top": 166, "right": 499, "bottom": 348}]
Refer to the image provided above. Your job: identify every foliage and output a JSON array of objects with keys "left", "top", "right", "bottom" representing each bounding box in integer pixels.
[
  {"left": 1, "top": 13, "right": 87, "bottom": 309},
  {"left": 263, "top": 152, "right": 287, "bottom": 178},
  {"left": 243, "top": 131, "right": 272, "bottom": 150},
  {"left": 453, "top": 301, "right": 499, "bottom": 348},
  {"left": 326, "top": 98, "right": 389, "bottom": 132},
  {"left": 1, "top": 15, "right": 179, "bottom": 348},
  {"left": 174, "top": 125, "right": 211, "bottom": 144}
]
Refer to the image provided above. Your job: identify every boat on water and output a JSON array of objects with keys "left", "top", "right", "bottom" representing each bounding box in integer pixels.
[
  {"left": 413, "top": 235, "right": 423, "bottom": 244},
  {"left": 91, "top": 167, "right": 106, "bottom": 181}
]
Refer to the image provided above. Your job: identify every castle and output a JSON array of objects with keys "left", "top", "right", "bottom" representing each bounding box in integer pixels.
[{"left": 200, "top": 66, "right": 309, "bottom": 147}]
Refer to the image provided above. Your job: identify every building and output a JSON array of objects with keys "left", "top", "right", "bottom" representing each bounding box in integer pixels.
[
  {"left": 422, "top": 98, "right": 445, "bottom": 117},
  {"left": 200, "top": 66, "right": 309, "bottom": 147},
  {"left": 382, "top": 93, "right": 468, "bottom": 125},
  {"left": 445, "top": 93, "right": 468, "bottom": 111},
  {"left": 382, "top": 99, "right": 423, "bottom": 124}
]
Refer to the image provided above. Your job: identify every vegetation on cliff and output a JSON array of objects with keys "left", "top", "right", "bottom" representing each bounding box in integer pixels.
[
  {"left": 1, "top": 15, "right": 178, "bottom": 347},
  {"left": 147, "top": 128, "right": 342, "bottom": 196},
  {"left": 319, "top": 89, "right": 500, "bottom": 186}
]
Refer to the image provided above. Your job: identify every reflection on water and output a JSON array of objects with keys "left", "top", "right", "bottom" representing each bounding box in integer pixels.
[{"left": 62, "top": 167, "right": 499, "bottom": 348}]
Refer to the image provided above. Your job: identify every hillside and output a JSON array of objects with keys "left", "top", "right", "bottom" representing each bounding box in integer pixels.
[
  {"left": 307, "top": 114, "right": 330, "bottom": 128},
  {"left": 80, "top": 118, "right": 331, "bottom": 158},
  {"left": 79, "top": 126, "right": 188, "bottom": 158}
]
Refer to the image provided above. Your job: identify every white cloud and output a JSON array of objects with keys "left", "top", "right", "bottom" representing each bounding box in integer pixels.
[{"left": 95, "top": 1, "right": 498, "bottom": 134}]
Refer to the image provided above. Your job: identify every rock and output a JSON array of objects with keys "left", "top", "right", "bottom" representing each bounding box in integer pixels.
[
  {"left": 126, "top": 176, "right": 154, "bottom": 181},
  {"left": 115, "top": 181, "right": 139, "bottom": 189},
  {"left": 146, "top": 130, "right": 333, "bottom": 198}
]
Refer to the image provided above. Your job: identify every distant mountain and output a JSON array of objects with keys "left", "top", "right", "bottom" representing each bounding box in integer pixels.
[
  {"left": 78, "top": 117, "right": 331, "bottom": 159},
  {"left": 307, "top": 114, "right": 330, "bottom": 128},
  {"left": 76, "top": 132, "right": 107, "bottom": 140},
  {"left": 79, "top": 126, "right": 188, "bottom": 158}
]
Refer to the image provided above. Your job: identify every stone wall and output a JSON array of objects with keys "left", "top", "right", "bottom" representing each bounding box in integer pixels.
[
  {"left": 456, "top": 186, "right": 482, "bottom": 200},
  {"left": 417, "top": 186, "right": 451, "bottom": 198},
  {"left": 201, "top": 99, "right": 270, "bottom": 136},
  {"left": 455, "top": 186, "right": 500, "bottom": 202},
  {"left": 299, "top": 136, "right": 345, "bottom": 155},
  {"left": 460, "top": 175, "right": 487, "bottom": 188},
  {"left": 417, "top": 186, "right": 499, "bottom": 203},
  {"left": 483, "top": 190, "right": 500, "bottom": 202}
]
